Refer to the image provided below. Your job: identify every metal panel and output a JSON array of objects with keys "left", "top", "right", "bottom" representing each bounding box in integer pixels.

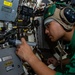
[
  {"left": 36, "top": 17, "right": 50, "bottom": 49},
  {"left": 0, "top": 47, "right": 24, "bottom": 75}
]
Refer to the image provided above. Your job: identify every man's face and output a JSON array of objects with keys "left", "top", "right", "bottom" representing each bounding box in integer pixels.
[{"left": 45, "top": 21, "right": 65, "bottom": 42}]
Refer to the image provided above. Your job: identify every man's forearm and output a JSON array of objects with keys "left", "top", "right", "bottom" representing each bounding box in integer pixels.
[{"left": 27, "top": 54, "right": 56, "bottom": 75}]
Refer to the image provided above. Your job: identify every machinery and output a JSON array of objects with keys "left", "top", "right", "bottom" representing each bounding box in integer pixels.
[
  {"left": 0, "top": 0, "right": 24, "bottom": 75},
  {"left": 0, "top": 0, "right": 74, "bottom": 75}
]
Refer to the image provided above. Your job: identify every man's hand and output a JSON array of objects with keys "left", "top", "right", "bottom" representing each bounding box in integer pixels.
[
  {"left": 16, "top": 38, "right": 34, "bottom": 62},
  {"left": 47, "top": 57, "right": 59, "bottom": 67}
]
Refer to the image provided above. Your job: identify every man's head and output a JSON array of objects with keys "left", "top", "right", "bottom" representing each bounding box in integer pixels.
[{"left": 44, "top": 4, "right": 75, "bottom": 41}]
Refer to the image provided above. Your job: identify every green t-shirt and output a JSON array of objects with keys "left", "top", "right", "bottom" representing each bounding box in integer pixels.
[{"left": 55, "top": 30, "right": 75, "bottom": 75}]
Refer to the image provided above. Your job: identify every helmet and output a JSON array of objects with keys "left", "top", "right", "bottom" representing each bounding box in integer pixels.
[{"left": 44, "top": 4, "right": 75, "bottom": 30}]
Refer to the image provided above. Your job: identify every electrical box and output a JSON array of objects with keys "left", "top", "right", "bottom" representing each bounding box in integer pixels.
[{"left": 0, "top": 0, "right": 19, "bottom": 22}]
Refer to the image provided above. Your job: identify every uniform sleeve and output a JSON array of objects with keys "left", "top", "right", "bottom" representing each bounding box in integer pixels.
[
  {"left": 55, "top": 71, "right": 75, "bottom": 75},
  {"left": 54, "top": 53, "right": 75, "bottom": 75}
]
